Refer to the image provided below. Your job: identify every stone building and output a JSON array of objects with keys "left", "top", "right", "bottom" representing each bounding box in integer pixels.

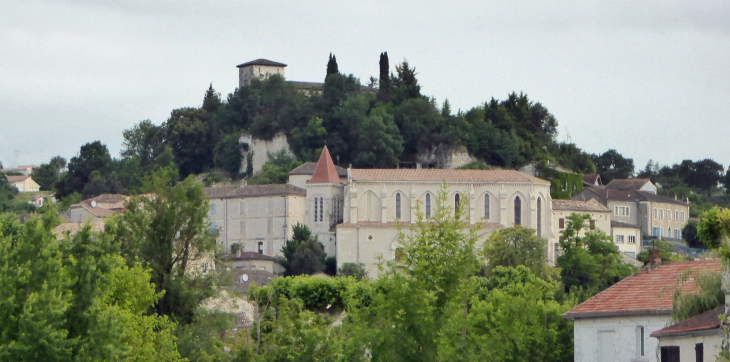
[
  {"left": 204, "top": 184, "right": 306, "bottom": 255},
  {"left": 209, "top": 144, "right": 557, "bottom": 278},
  {"left": 337, "top": 165, "right": 552, "bottom": 278},
  {"left": 236, "top": 59, "right": 287, "bottom": 87},
  {"left": 551, "top": 199, "right": 612, "bottom": 263}
]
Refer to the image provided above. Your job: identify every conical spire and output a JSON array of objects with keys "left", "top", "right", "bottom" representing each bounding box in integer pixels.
[{"left": 309, "top": 146, "right": 340, "bottom": 184}]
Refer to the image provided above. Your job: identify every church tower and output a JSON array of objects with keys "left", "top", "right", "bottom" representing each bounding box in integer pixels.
[{"left": 305, "top": 146, "right": 345, "bottom": 256}]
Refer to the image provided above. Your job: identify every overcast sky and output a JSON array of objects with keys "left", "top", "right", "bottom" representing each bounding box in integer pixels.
[{"left": 2, "top": 0, "right": 729, "bottom": 172}]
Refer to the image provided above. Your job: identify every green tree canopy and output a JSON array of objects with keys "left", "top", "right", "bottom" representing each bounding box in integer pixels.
[
  {"left": 56, "top": 141, "right": 113, "bottom": 198},
  {"left": 483, "top": 226, "right": 550, "bottom": 280}
]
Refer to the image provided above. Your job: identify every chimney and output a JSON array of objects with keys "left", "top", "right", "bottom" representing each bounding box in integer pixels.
[{"left": 649, "top": 249, "right": 662, "bottom": 271}]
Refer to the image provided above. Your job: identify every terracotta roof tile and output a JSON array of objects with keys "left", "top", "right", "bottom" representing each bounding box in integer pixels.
[
  {"left": 564, "top": 261, "right": 721, "bottom": 319},
  {"left": 236, "top": 59, "right": 287, "bottom": 68},
  {"left": 350, "top": 169, "right": 550, "bottom": 184},
  {"left": 204, "top": 184, "right": 306, "bottom": 199},
  {"left": 651, "top": 307, "right": 723, "bottom": 338},
  {"left": 6, "top": 175, "right": 30, "bottom": 183},
  {"left": 606, "top": 178, "right": 653, "bottom": 191},
  {"left": 552, "top": 199, "right": 610, "bottom": 212},
  {"left": 288, "top": 162, "right": 347, "bottom": 177},
  {"left": 309, "top": 146, "right": 341, "bottom": 184}
]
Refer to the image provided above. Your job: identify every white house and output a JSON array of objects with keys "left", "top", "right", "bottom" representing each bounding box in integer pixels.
[
  {"left": 651, "top": 307, "right": 723, "bottom": 362},
  {"left": 564, "top": 260, "right": 721, "bottom": 362}
]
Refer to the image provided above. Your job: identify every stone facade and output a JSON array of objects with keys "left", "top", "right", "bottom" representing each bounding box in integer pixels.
[
  {"left": 205, "top": 185, "right": 306, "bottom": 255},
  {"left": 338, "top": 168, "right": 552, "bottom": 278},
  {"left": 238, "top": 132, "right": 292, "bottom": 176},
  {"left": 551, "top": 199, "right": 611, "bottom": 265},
  {"left": 237, "top": 59, "right": 287, "bottom": 87}
]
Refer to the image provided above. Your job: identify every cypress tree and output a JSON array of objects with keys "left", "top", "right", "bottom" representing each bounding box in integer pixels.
[
  {"left": 378, "top": 52, "right": 391, "bottom": 103},
  {"left": 326, "top": 53, "right": 339, "bottom": 80}
]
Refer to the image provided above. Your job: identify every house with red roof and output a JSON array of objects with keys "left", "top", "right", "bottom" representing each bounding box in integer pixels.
[
  {"left": 651, "top": 307, "right": 723, "bottom": 361},
  {"left": 564, "top": 260, "right": 721, "bottom": 362}
]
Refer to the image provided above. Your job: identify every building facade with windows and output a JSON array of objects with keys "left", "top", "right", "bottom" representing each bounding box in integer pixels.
[
  {"left": 207, "top": 145, "right": 555, "bottom": 278},
  {"left": 204, "top": 184, "right": 306, "bottom": 255},
  {"left": 337, "top": 168, "right": 552, "bottom": 278},
  {"left": 564, "top": 260, "right": 721, "bottom": 362},
  {"left": 551, "top": 199, "right": 611, "bottom": 264}
]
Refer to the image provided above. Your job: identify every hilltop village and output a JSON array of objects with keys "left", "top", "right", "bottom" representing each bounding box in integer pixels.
[{"left": 2, "top": 55, "right": 729, "bottom": 361}]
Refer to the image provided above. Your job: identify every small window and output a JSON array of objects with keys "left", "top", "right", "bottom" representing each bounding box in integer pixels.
[
  {"left": 667, "top": 211, "right": 672, "bottom": 221},
  {"left": 559, "top": 218, "right": 565, "bottom": 229},
  {"left": 211, "top": 221, "right": 217, "bottom": 231},
  {"left": 654, "top": 208, "right": 658, "bottom": 219},
  {"left": 668, "top": 227, "right": 672, "bottom": 238},
  {"left": 514, "top": 197, "right": 521, "bottom": 226},
  {"left": 589, "top": 220, "right": 596, "bottom": 230},
  {"left": 696, "top": 343, "right": 703, "bottom": 362},
  {"left": 616, "top": 235, "right": 624, "bottom": 243},
  {"left": 628, "top": 235, "right": 636, "bottom": 244},
  {"left": 211, "top": 203, "right": 217, "bottom": 215},
  {"left": 660, "top": 346, "right": 679, "bottom": 361},
  {"left": 637, "top": 326, "right": 645, "bottom": 357},
  {"left": 257, "top": 241, "right": 263, "bottom": 254},
  {"left": 455, "top": 193, "right": 461, "bottom": 217},
  {"left": 675, "top": 210, "right": 679, "bottom": 221},
  {"left": 396, "top": 193, "right": 402, "bottom": 219},
  {"left": 485, "top": 194, "right": 490, "bottom": 219},
  {"left": 426, "top": 194, "right": 431, "bottom": 219},
  {"left": 681, "top": 211, "right": 685, "bottom": 222}
]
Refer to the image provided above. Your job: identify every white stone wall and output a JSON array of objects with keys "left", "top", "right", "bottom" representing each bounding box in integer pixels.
[
  {"left": 611, "top": 226, "right": 642, "bottom": 258},
  {"left": 238, "top": 64, "right": 285, "bottom": 87},
  {"left": 208, "top": 194, "right": 305, "bottom": 256},
  {"left": 607, "top": 200, "right": 640, "bottom": 226},
  {"left": 339, "top": 179, "right": 552, "bottom": 278},
  {"left": 574, "top": 315, "right": 670, "bottom": 362},
  {"left": 656, "top": 332, "right": 722, "bottom": 361},
  {"left": 336, "top": 223, "right": 498, "bottom": 279},
  {"left": 239, "top": 133, "right": 292, "bottom": 176},
  {"left": 345, "top": 181, "right": 551, "bottom": 230},
  {"left": 305, "top": 183, "right": 345, "bottom": 257}
]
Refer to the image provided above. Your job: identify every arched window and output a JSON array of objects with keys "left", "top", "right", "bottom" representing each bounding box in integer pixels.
[
  {"left": 455, "top": 193, "right": 461, "bottom": 217},
  {"left": 484, "top": 194, "right": 490, "bottom": 219},
  {"left": 514, "top": 196, "right": 521, "bottom": 226},
  {"left": 396, "top": 193, "right": 402, "bottom": 219},
  {"left": 314, "top": 198, "right": 318, "bottom": 222},
  {"left": 425, "top": 193, "right": 431, "bottom": 219},
  {"left": 320, "top": 197, "right": 324, "bottom": 222},
  {"left": 537, "top": 197, "right": 542, "bottom": 238}
]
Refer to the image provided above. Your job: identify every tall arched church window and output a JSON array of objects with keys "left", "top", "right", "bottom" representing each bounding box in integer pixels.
[
  {"left": 320, "top": 197, "right": 324, "bottom": 222},
  {"left": 485, "top": 194, "right": 490, "bottom": 219},
  {"left": 314, "top": 198, "right": 318, "bottom": 222},
  {"left": 396, "top": 193, "right": 402, "bottom": 219},
  {"left": 455, "top": 193, "right": 461, "bottom": 217},
  {"left": 514, "top": 196, "right": 522, "bottom": 226},
  {"left": 537, "top": 197, "right": 542, "bottom": 238},
  {"left": 426, "top": 193, "right": 431, "bottom": 219}
]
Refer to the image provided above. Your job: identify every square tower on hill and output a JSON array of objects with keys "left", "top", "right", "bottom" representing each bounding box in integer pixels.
[{"left": 236, "top": 59, "right": 287, "bottom": 87}]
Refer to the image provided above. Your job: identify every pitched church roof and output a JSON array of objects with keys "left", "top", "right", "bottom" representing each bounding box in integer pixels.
[{"left": 309, "top": 146, "right": 341, "bottom": 184}]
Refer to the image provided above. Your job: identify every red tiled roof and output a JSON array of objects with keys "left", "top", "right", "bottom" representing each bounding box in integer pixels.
[
  {"left": 564, "top": 261, "right": 722, "bottom": 319},
  {"left": 236, "top": 59, "right": 287, "bottom": 68},
  {"left": 552, "top": 199, "right": 610, "bottom": 212},
  {"left": 6, "top": 175, "right": 30, "bottom": 183},
  {"left": 309, "top": 146, "right": 341, "bottom": 184},
  {"left": 583, "top": 174, "right": 601, "bottom": 186},
  {"left": 606, "top": 178, "right": 653, "bottom": 191},
  {"left": 350, "top": 169, "right": 550, "bottom": 184},
  {"left": 651, "top": 307, "right": 723, "bottom": 338}
]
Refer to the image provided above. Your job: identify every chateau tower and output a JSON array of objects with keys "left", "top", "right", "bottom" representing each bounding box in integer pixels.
[
  {"left": 305, "top": 146, "right": 345, "bottom": 256},
  {"left": 236, "top": 59, "right": 287, "bottom": 88}
]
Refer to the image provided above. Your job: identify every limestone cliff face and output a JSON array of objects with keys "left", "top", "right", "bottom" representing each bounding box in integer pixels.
[{"left": 238, "top": 132, "right": 292, "bottom": 175}]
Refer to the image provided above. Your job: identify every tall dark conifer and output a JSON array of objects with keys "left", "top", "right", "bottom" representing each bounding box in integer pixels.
[
  {"left": 326, "top": 53, "right": 339, "bottom": 80},
  {"left": 378, "top": 52, "right": 391, "bottom": 103}
]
